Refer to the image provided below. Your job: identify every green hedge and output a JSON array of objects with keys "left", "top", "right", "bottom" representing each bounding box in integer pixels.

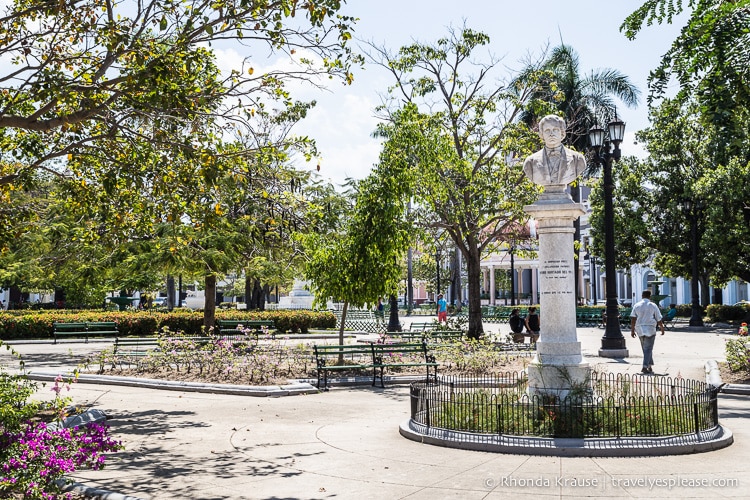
[
  {"left": 706, "top": 303, "right": 749, "bottom": 323},
  {"left": 0, "top": 309, "right": 337, "bottom": 340}
]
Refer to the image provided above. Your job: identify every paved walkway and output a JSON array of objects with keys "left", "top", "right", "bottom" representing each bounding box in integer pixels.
[{"left": 2, "top": 323, "right": 749, "bottom": 499}]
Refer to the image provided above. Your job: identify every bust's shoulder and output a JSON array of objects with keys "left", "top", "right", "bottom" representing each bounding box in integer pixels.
[
  {"left": 563, "top": 147, "right": 585, "bottom": 159},
  {"left": 524, "top": 150, "right": 544, "bottom": 164}
]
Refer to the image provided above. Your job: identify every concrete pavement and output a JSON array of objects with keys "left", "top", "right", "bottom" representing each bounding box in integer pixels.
[{"left": 2, "top": 323, "right": 749, "bottom": 499}]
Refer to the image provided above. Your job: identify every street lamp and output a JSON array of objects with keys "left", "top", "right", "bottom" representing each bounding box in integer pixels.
[
  {"left": 680, "top": 199, "right": 704, "bottom": 326},
  {"left": 435, "top": 247, "right": 441, "bottom": 303},
  {"left": 589, "top": 254, "right": 598, "bottom": 306},
  {"left": 589, "top": 118, "right": 629, "bottom": 357},
  {"left": 509, "top": 239, "right": 516, "bottom": 306}
]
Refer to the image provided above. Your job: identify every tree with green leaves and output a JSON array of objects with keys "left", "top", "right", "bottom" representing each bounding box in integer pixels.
[
  {"left": 368, "top": 27, "right": 546, "bottom": 339},
  {"left": 696, "top": 159, "right": 750, "bottom": 286},
  {"left": 612, "top": 1, "right": 750, "bottom": 302},
  {"left": 588, "top": 98, "right": 740, "bottom": 306},
  {"left": 518, "top": 44, "right": 640, "bottom": 152},
  {"left": 302, "top": 152, "right": 412, "bottom": 343},
  {"left": 0, "top": 0, "right": 357, "bottom": 186},
  {"left": 622, "top": 0, "right": 750, "bottom": 165}
]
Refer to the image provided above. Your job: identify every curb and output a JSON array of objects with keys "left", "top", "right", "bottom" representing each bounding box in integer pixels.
[
  {"left": 57, "top": 479, "right": 145, "bottom": 500},
  {"left": 720, "top": 384, "right": 750, "bottom": 396},
  {"left": 399, "top": 419, "right": 734, "bottom": 457},
  {"left": 27, "top": 371, "right": 319, "bottom": 397}
]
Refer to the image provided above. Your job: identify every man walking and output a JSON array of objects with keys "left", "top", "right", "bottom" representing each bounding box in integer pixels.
[
  {"left": 436, "top": 294, "right": 448, "bottom": 323},
  {"left": 630, "top": 290, "right": 665, "bottom": 374}
]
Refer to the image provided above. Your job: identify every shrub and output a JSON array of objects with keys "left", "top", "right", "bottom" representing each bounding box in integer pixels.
[
  {"left": 706, "top": 304, "right": 747, "bottom": 323},
  {"left": 725, "top": 337, "right": 750, "bottom": 373},
  {"left": 0, "top": 343, "right": 121, "bottom": 498},
  {"left": 0, "top": 309, "right": 337, "bottom": 339}
]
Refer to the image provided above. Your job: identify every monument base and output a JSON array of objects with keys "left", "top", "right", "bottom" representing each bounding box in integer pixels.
[
  {"left": 526, "top": 362, "right": 591, "bottom": 401},
  {"left": 598, "top": 348, "right": 630, "bottom": 358}
]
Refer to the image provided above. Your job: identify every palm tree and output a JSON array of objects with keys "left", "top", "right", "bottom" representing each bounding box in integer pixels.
[
  {"left": 523, "top": 44, "right": 640, "bottom": 155},
  {"left": 518, "top": 44, "right": 640, "bottom": 297}
]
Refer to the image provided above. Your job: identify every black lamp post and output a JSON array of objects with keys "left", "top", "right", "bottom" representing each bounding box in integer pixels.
[
  {"left": 589, "top": 254, "right": 598, "bottom": 306},
  {"left": 589, "top": 118, "right": 628, "bottom": 356},
  {"left": 435, "top": 247, "right": 441, "bottom": 303},
  {"left": 680, "top": 199, "right": 704, "bottom": 326},
  {"left": 509, "top": 239, "right": 516, "bottom": 306}
]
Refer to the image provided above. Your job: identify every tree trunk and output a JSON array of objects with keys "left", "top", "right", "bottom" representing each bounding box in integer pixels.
[
  {"left": 464, "top": 248, "right": 484, "bottom": 340},
  {"left": 203, "top": 274, "right": 217, "bottom": 333},
  {"left": 166, "top": 275, "right": 176, "bottom": 311},
  {"left": 700, "top": 276, "right": 710, "bottom": 308},
  {"left": 338, "top": 302, "right": 348, "bottom": 363},
  {"left": 387, "top": 294, "right": 401, "bottom": 332},
  {"left": 253, "top": 279, "right": 264, "bottom": 310},
  {"left": 262, "top": 284, "right": 270, "bottom": 310},
  {"left": 451, "top": 247, "right": 462, "bottom": 312},
  {"left": 407, "top": 246, "right": 413, "bottom": 314},
  {"left": 244, "top": 274, "right": 252, "bottom": 306}
]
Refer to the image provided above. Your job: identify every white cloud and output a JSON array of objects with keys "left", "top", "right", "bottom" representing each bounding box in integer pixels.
[{"left": 295, "top": 92, "right": 382, "bottom": 186}]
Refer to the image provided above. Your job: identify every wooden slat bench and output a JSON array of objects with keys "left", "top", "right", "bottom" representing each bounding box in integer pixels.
[
  {"left": 113, "top": 335, "right": 219, "bottom": 357},
  {"left": 86, "top": 321, "right": 119, "bottom": 338},
  {"left": 422, "top": 330, "right": 463, "bottom": 343},
  {"left": 313, "top": 342, "right": 437, "bottom": 390},
  {"left": 53, "top": 321, "right": 119, "bottom": 344},
  {"left": 215, "top": 319, "right": 275, "bottom": 338},
  {"left": 408, "top": 321, "right": 437, "bottom": 332}
]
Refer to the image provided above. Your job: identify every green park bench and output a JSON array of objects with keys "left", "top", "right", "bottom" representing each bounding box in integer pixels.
[
  {"left": 215, "top": 319, "right": 275, "bottom": 338},
  {"left": 53, "top": 321, "right": 119, "bottom": 344}
]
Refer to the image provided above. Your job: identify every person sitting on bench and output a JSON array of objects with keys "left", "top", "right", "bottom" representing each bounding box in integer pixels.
[
  {"left": 509, "top": 308, "right": 526, "bottom": 343},
  {"left": 525, "top": 307, "right": 540, "bottom": 343}
]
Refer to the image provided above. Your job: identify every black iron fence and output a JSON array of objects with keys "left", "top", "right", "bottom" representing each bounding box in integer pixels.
[{"left": 409, "top": 372, "right": 720, "bottom": 438}]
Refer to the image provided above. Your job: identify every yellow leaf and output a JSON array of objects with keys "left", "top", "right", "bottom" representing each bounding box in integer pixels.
[{"left": 248, "top": 67, "right": 254, "bottom": 75}]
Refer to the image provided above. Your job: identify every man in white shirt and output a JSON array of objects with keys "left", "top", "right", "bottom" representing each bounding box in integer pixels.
[{"left": 630, "top": 290, "right": 665, "bottom": 374}]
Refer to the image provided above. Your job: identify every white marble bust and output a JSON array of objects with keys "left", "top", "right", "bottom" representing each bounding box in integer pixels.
[{"left": 523, "top": 115, "right": 585, "bottom": 189}]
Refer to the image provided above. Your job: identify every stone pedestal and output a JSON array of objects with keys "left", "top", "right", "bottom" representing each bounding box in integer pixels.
[{"left": 525, "top": 193, "right": 591, "bottom": 399}]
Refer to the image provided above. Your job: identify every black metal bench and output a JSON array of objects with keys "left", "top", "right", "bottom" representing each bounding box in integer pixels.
[
  {"left": 53, "top": 321, "right": 119, "bottom": 343},
  {"left": 215, "top": 319, "right": 275, "bottom": 338},
  {"left": 313, "top": 342, "right": 437, "bottom": 390}
]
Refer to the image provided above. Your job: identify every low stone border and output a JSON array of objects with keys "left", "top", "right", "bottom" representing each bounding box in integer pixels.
[
  {"left": 56, "top": 479, "right": 145, "bottom": 500},
  {"left": 27, "top": 371, "right": 318, "bottom": 397},
  {"left": 399, "top": 419, "right": 734, "bottom": 457}
]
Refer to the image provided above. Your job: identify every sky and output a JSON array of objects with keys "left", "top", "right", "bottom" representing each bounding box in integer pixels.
[{"left": 285, "top": 1, "right": 687, "bottom": 187}]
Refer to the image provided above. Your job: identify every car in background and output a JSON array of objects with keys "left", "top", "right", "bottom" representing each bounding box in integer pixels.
[{"left": 734, "top": 300, "right": 750, "bottom": 307}]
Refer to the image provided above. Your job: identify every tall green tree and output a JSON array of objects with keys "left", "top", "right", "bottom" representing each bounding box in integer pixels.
[
  {"left": 623, "top": 0, "right": 750, "bottom": 165},
  {"left": 370, "top": 27, "right": 546, "bottom": 339},
  {"left": 0, "top": 0, "right": 358, "bottom": 186},
  {"left": 588, "top": 98, "right": 733, "bottom": 306},
  {"left": 617, "top": 1, "right": 750, "bottom": 299},
  {"left": 519, "top": 44, "right": 640, "bottom": 153},
  {"left": 303, "top": 152, "right": 412, "bottom": 342}
]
